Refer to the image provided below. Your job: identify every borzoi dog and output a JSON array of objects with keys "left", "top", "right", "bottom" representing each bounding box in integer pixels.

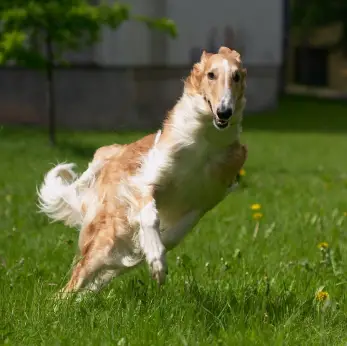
[{"left": 38, "top": 46, "right": 248, "bottom": 296}]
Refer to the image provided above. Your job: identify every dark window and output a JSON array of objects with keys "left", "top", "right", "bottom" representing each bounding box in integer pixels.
[{"left": 294, "top": 47, "right": 329, "bottom": 87}]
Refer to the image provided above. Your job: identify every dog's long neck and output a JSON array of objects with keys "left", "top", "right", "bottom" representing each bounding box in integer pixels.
[{"left": 161, "top": 92, "right": 243, "bottom": 151}]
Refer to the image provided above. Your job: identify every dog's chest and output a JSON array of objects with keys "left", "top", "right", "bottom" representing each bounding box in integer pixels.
[{"left": 154, "top": 143, "right": 232, "bottom": 226}]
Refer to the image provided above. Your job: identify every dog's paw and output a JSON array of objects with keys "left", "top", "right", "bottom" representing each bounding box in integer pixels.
[
  {"left": 50, "top": 290, "right": 71, "bottom": 312},
  {"left": 150, "top": 256, "right": 168, "bottom": 286},
  {"left": 53, "top": 289, "right": 69, "bottom": 301}
]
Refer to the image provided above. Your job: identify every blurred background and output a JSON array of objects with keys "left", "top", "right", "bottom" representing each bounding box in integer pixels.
[
  {"left": 0, "top": 0, "right": 339, "bottom": 136},
  {"left": 0, "top": 0, "right": 346, "bottom": 137}
]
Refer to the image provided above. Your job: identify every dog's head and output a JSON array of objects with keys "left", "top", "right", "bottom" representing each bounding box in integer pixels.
[{"left": 185, "top": 46, "right": 247, "bottom": 130}]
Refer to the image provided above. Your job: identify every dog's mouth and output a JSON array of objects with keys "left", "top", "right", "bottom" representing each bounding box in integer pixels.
[
  {"left": 213, "top": 117, "right": 229, "bottom": 130},
  {"left": 206, "top": 99, "right": 230, "bottom": 131}
]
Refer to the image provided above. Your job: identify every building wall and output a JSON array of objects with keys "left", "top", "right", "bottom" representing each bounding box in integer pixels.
[
  {"left": 97, "top": 0, "right": 284, "bottom": 67},
  {"left": 287, "top": 23, "right": 347, "bottom": 93},
  {"left": 0, "top": 0, "right": 284, "bottom": 130}
]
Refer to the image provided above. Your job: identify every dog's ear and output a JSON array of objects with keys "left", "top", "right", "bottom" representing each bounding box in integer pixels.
[
  {"left": 201, "top": 49, "right": 208, "bottom": 62},
  {"left": 200, "top": 50, "right": 213, "bottom": 66},
  {"left": 185, "top": 62, "right": 203, "bottom": 92},
  {"left": 218, "top": 46, "right": 233, "bottom": 55},
  {"left": 192, "top": 49, "right": 212, "bottom": 78},
  {"left": 219, "top": 46, "right": 242, "bottom": 64},
  {"left": 231, "top": 50, "right": 241, "bottom": 63},
  {"left": 185, "top": 51, "right": 211, "bottom": 92},
  {"left": 240, "top": 68, "right": 247, "bottom": 91}
]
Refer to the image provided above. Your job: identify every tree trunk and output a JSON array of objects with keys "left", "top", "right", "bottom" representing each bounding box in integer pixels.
[
  {"left": 45, "top": 34, "right": 56, "bottom": 146},
  {"left": 278, "top": 0, "right": 291, "bottom": 97}
]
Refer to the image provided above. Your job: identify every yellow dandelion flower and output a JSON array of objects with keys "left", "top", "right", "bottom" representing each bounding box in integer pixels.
[
  {"left": 317, "top": 242, "right": 329, "bottom": 249},
  {"left": 316, "top": 291, "right": 329, "bottom": 302},
  {"left": 251, "top": 204, "right": 261, "bottom": 211},
  {"left": 239, "top": 168, "right": 246, "bottom": 177},
  {"left": 253, "top": 212, "right": 263, "bottom": 221}
]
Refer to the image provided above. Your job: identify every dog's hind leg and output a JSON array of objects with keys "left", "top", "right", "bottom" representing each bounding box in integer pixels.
[
  {"left": 60, "top": 220, "right": 117, "bottom": 296},
  {"left": 84, "top": 268, "right": 125, "bottom": 293},
  {"left": 60, "top": 248, "right": 132, "bottom": 298},
  {"left": 60, "top": 251, "right": 106, "bottom": 296}
]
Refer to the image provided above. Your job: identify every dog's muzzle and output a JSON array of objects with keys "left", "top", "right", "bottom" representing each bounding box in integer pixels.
[
  {"left": 213, "top": 105, "right": 233, "bottom": 130},
  {"left": 205, "top": 97, "right": 233, "bottom": 131}
]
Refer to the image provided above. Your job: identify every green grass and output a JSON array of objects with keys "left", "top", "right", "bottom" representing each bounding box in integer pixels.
[{"left": 1, "top": 96, "right": 347, "bottom": 345}]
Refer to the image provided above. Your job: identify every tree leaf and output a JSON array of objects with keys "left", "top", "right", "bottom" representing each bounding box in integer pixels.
[
  {"left": 0, "top": 1, "right": 177, "bottom": 66},
  {"left": 134, "top": 16, "right": 177, "bottom": 38}
]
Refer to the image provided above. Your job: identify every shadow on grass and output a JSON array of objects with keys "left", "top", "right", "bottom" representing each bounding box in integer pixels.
[
  {"left": 183, "top": 278, "right": 305, "bottom": 336},
  {"left": 1, "top": 96, "right": 347, "bottom": 157},
  {"left": 244, "top": 95, "right": 347, "bottom": 134},
  {"left": 105, "top": 273, "right": 306, "bottom": 339},
  {"left": 0, "top": 125, "right": 147, "bottom": 160},
  {"left": 58, "top": 141, "right": 97, "bottom": 159},
  {"left": 57, "top": 131, "right": 147, "bottom": 159}
]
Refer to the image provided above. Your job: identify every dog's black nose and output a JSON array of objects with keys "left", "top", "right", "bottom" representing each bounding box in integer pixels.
[{"left": 216, "top": 106, "right": 233, "bottom": 120}]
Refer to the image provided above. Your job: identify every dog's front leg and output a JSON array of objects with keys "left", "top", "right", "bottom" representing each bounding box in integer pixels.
[{"left": 139, "top": 199, "right": 167, "bottom": 285}]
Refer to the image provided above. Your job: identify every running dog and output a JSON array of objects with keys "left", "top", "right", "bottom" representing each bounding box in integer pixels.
[{"left": 38, "top": 46, "right": 248, "bottom": 295}]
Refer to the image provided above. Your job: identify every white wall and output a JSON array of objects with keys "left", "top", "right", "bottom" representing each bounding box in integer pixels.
[
  {"left": 95, "top": 0, "right": 156, "bottom": 66},
  {"left": 95, "top": 0, "right": 283, "bottom": 67},
  {"left": 167, "top": 0, "right": 283, "bottom": 66}
]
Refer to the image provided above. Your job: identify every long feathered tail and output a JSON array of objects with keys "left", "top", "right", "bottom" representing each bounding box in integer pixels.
[{"left": 37, "top": 160, "right": 103, "bottom": 228}]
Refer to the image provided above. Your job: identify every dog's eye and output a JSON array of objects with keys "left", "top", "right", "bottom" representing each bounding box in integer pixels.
[
  {"left": 207, "top": 72, "right": 215, "bottom": 80},
  {"left": 233, "top": 72, "right": 240, "bottom": 82}
]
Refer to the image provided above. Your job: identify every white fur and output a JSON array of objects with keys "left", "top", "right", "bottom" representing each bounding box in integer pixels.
[
  {"left": 138, "top": 200, "right": 167, "bottom": 284},
  {"left": 221, "top": 59, "right": 232, "bottom": 108},
  {"left": 37, "top": 160, "right": 103, "bottom": 227},
  {"left": 130, "top": 92, "right": 243, "bottom": 238},
  {"left": 134, "top": 93, "right": 239, "bottom": 190},
  {"left": 109, "top": 92, "right": 243, "bottom": 275}
]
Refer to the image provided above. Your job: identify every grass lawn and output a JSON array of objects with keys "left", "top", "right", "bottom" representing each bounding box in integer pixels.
[{"left": 1, "top": 96, "right": 347, "bottom": 345}]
